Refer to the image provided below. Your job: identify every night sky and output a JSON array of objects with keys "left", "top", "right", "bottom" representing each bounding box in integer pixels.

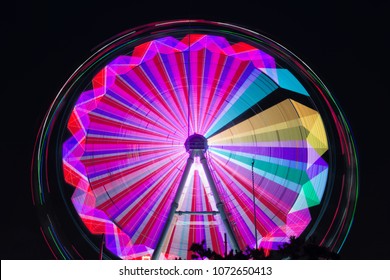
[{"left": 1, "top": 0, "right": 389, "bottom": 259}]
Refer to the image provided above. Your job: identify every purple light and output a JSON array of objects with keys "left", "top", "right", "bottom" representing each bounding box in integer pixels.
[{"left": 63, "top": 33, "right": 329, "bottom": 259}]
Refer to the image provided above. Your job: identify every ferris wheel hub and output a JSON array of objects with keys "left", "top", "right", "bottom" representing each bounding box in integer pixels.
[{"left": 184, "top": 133, "right": 208, "bottom": 152}]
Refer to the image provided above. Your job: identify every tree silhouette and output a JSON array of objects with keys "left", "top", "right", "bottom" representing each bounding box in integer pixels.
[
  {"left": 189, "top": 236, "right": 339, "bottom": 260},
  {"left": 277, "top": 236, "right": 339, "bottom": 259}
]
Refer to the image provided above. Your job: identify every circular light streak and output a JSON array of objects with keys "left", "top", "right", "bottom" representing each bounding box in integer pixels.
[{"left": 32, "top": 20, "right": 358, "bottom": 260}]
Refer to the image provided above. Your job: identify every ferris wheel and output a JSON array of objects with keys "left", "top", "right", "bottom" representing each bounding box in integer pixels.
[{"left": 32, "top": 20, "right": 358, "bottom": 260}]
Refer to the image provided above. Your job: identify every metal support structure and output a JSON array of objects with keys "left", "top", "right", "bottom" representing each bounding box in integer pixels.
[
  {"left": 224, "top": 233, "right": 227, "bottom": 257},
  {"left": 176, "top": 211, "right": 219, "bottom": 215},
  {"left": 152, "top": 134, "right": 240, "bottom": 259},
  {"left": 251, "top": 159, "right": 258, "bottom": 250},
  {"left": 199, "top": 152, "right": 240, "bottom": 252},
  {"left": 151, "top": 152, "right": 195, "bottom": 260}
]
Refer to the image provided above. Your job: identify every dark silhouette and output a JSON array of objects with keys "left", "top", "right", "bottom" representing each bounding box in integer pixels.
[
  {"left": 277, "top": 236, "right": 340, "bottom": 260},
  {"left": 190, "top": 240, "right": 224, "bottom": 260},
  {"left": 189, "top": 236, "right": 339, "bottom": 260}
]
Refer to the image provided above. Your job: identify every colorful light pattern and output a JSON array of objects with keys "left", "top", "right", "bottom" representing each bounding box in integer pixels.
[
  {"left": 31, "top": 20, "right": 358, "bottom": 260},
  {"left": 63, "top": 34, "right": 330, "bottom": 259}
]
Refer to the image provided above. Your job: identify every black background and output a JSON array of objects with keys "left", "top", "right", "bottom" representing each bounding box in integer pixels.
[{"left": 1, "top": 0, "right": 389, "bottom": 259}]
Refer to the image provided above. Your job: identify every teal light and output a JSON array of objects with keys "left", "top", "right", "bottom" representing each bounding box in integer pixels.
[{"left": 205, "top": 71, "right": 278, "bottom": 137}]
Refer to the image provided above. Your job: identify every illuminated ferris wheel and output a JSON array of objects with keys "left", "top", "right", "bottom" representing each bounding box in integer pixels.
[{"left": 32, "top": 20, "right": 358, "bottom": 260}]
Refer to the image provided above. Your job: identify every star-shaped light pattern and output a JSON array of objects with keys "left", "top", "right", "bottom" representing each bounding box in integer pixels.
[{"left": 63, "top": 34, "right": 329, "bottom": 259}]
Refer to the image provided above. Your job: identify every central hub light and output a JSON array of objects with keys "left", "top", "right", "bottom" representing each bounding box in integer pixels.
[{"left": 184, "top": 133, "right": 208, "bottom": 152}]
